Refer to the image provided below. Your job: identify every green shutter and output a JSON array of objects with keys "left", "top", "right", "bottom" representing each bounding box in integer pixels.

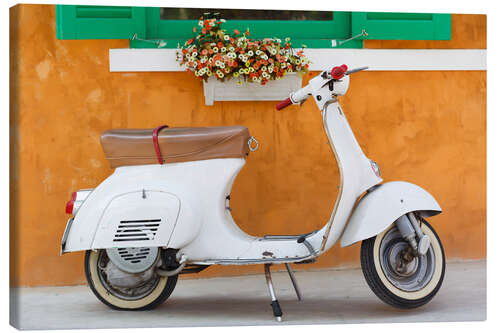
[
  {"left": 351, "top": 12, "right": 451, "bottom": 40},
  {"left": 56, "top": 5, "right": 146, "bottom": 39}
]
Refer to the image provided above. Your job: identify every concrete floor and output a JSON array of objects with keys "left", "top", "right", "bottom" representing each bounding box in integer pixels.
[{"left": 10, "top": 260, "right": 486, "bottom": 330}]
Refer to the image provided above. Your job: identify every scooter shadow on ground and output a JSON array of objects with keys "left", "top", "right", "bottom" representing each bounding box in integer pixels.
[{"left": 152, "top": 296, "right": 436, "bottom": 323}]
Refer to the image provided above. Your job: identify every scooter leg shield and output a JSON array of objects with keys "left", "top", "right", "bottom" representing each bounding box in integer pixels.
[{"left": 340, "top": 181, "right": 441, "bottom": 248}]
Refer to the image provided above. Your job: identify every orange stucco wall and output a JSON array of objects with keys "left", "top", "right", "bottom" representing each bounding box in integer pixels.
[{"left": 10, "top": 5, "right": 486, "bottom": 287}]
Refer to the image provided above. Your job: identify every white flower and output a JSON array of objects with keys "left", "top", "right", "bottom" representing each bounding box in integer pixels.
[
  {"left": 220, "top": 19, "right": 226, "bottom": 22},
  {"left": 252, "top": 76, "right": 258, "bottom": 82},
  {"left": 192, "top": 52, "right": 198, "bottom": 57},
  {"left": 221, "top": 47, "right": 227, "bottom": 52},
  {"left": 229, "top": 46, "right": 235, "bottom": 52},
  {"left": 213, "top": 47, "right": 219, "bottom": 53},
  {"left": 198, "top": 21, "right": 203, "bottom": 27},
  {"left": 255, "top": 50, "right": 262, "bottom": 55},
  {"left": 268, "top": 66, "right": 273, "bottom": 73},
  {"left": 247, "top": 50, "right": 254, "bottom": 56},
  {"left": 270, "top": 49, "right": 277, "bottom": 55},
  {"left": 224, "top": 35, "right": 230, "bottom": 41}
]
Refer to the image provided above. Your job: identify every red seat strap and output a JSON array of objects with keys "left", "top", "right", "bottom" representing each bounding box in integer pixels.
[{"left": 152, "top": 125, "right": 169, "bottom": 165}]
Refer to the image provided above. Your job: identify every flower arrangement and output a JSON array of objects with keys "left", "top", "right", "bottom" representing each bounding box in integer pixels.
[{"left": 176, "top": 16, "right": 311, "bottom": 85}]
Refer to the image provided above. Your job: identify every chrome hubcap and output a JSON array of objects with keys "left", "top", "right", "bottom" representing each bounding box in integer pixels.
[{"left": 379, "top": 227, "right": 435, "bottom": 292}]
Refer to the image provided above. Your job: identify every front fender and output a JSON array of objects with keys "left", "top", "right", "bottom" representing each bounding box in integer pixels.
[{"left": 340, "top": 181, "right": 441, "bottom": 247}]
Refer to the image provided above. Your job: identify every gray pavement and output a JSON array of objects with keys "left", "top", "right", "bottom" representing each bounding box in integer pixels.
[{"left": 10, "top": 260, "right": 486, "bottom": 330}]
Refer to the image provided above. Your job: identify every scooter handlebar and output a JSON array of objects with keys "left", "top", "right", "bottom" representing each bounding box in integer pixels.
[{"left": 276, "top": 97, "right": 293, "bottom": 111}]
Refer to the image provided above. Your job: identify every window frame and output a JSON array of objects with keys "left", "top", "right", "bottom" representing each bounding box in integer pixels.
[
  {"left": 129, "top": 8, "right": 363, "bottom": 49},
  {"left": 55, "top": 5, "right": 451, "bottom": 48}
]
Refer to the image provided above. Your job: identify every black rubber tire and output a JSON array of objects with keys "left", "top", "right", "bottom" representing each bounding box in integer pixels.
[
  {"left": 84, "top": 250, "right": 178, "bottom": 311},
  {"left": 360, "top": 219, "right": 445, "bottom": 309}
]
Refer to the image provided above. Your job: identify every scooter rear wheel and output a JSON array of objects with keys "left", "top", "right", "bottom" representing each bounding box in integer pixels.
[
  {"left": 360, "top": 218, "right": 445, "bottom": 309},
  {"left": 84, "top": 249, "right": 178, "bottom": 310}
]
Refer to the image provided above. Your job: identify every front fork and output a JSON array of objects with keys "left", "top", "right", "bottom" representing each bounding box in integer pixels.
[{"left": 395, "top": 212, "right": 431, "bottom": 258}]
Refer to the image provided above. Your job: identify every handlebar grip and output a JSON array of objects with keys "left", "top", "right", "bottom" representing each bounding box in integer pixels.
[{"left": 276, "top": 97, "right": 293, "bottom": 111}]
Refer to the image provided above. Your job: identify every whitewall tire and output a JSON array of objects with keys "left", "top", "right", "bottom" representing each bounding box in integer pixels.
[
  {"left": 360, "top": 218, "right": 445, "bottom": 308},
  {"left": 84, "top": 249, "right": 178, "bottom": 310}
]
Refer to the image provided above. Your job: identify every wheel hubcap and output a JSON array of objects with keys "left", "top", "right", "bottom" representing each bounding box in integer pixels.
[
  {"left": 379, "top": 227, "right": 436, "bottom": 292},
  {"left": 96, "top": 250, "right": 161, "bottom": 300}
]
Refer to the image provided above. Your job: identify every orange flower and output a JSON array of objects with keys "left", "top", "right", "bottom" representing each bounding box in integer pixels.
[
  {"left": 234, "top": 29, "right": 240, "bottom": 35},
  {"left": 193, "top": 27, "right": 196, "bottom": 33}
]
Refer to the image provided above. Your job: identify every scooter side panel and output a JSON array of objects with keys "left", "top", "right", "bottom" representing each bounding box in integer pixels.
[
  {"left": 91, "top": 190, "right": 181, "bottom": 249},
  {"left": 340, "top": 181, "right": 442, "bottom": 247}
]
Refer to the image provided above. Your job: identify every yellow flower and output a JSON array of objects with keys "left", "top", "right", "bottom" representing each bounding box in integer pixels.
[
  {"left": 245, "top": 61, "right": 250, "bottom": 67},
  {"left": 233, "top": 72, "right": 240, "bottom": 77}
]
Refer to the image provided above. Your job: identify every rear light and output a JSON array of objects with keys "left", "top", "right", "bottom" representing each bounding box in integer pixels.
[
  {"left": 65, "top": 192, "right": 77, "bottom": 214},
  {"left": 65, "top": 189, "right": 93, "bottom": 215}
]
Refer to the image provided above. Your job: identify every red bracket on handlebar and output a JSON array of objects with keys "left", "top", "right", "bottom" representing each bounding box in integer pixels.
[{"left": 331, "top": 64, "right": 348, "bottom": 80}]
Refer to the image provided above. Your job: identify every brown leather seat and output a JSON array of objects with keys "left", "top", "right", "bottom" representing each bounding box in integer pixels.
[{"left": 101, "top": 126, "right": 251, "bottom": 168}]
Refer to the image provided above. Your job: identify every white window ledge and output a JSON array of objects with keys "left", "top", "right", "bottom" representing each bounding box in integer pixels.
[{"left": 109, "top": 48, "right": 486, "bottom": 72}]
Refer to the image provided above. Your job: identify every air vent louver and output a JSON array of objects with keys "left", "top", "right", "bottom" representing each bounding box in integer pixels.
[{"left": 113, "top": 219, "right": 161, "bottom": 242}]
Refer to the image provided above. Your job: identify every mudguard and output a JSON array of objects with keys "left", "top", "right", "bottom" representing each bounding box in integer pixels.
[{"left": 340, "top": 181, "right": 441, "bottom": 247}]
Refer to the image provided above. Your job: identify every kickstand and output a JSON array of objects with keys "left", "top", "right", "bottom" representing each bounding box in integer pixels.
[
  {"left": 285, "top": 263, "right": 302, "bottom": 301},
  {"left": 264, "top": 264, "right": 283, "bottom": 322}
]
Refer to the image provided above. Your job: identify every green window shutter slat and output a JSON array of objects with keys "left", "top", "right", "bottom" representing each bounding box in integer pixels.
[
  {"left": 351, "top": 12, "right": 451, "bottom": 40},
  {"left": 56, "top": 5, "right": 146, "bottom": 40}
]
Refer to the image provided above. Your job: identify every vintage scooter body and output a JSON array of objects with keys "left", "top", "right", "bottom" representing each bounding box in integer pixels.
[
  {"left": 62, "top": 65, "right": 444, "bottom": 318},
  {"left": 62, "top": 67, "right": 441, "bottom": 264}
]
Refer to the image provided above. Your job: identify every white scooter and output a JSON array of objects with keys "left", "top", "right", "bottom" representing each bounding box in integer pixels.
[{"left": 61, "top": 65, "right": 445, "bottom": 320}]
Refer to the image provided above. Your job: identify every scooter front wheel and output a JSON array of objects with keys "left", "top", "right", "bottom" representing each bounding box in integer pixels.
[
  {"left": 84, "top": 249, "right": 178, "bottom": 310},
  {"left": 360, "top": 218, "right": 445, "bottom": 309}
]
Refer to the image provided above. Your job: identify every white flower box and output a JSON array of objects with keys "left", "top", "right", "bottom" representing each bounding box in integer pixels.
[{"left": 202, "top": 73, "right": 302, "bottom": 106}]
